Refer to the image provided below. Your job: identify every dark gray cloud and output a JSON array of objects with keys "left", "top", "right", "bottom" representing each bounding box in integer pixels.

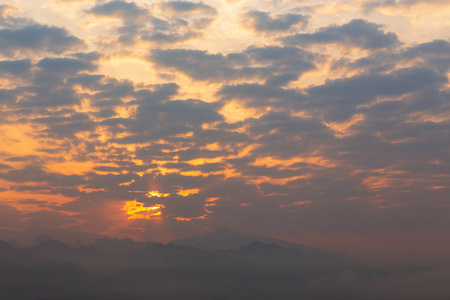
[
  {"left": 33, "top": 112, "right": 95, "bottom": 138},
  {"left": 141, "top": 25, "right": 202, "bottom": 44},
  {"left": 37, "top": 57, "right": 97, "bottom": 74},
  {"left": 4, "top": 155, "right": 39, "bottom": 162},
  {"left": 0, "top": 19, "right": 83, "bottom": 56},
  {"left": 284, "top": 19, "right": 400, "bottom": 50},
  {"left": 245, "top": 45, "right": 318, "bottom": 75},
  {"left": 143, "top": 13, "right": 214, "bottom": 43},
  {"left": 85, "top": 0, "right": 148, "bottom": 20},
  {"left": 403, "top": 39, "right": 450, "bottom": 72},
  {"left": 150, "top": 46, "right": 317, "bottom": 82},
  {"left": 404, "top": 39, "right": 450, "bottom": 58},
  {"left": 218, "top": 83, "right": 302, "bottom": 108},
  {"left": 160, "top": 1, "right": 217, "bottom": 15},
  {"left": 115, "top": 97, "right": 224, "bottom": 144},
  {"left": 242, "top": 10, "right": 309, "bottom": 32},
  {"left": 150, "top": 48, "right": 252, "bottom": 81},
  {"left": 265, "top": 73, "right": 299, "bottom": 87},
  {"left": 0, "top": 162, "right": 11, "bottom": 170},
  {"left": 0, "top": 59, "right": 32, "bottom": 77},
  {"left": 362, "top": 0, "right": 449, "bottom": 10},
  {"left": 305, "top": 67, "right": 448, "bottom": 121},
  {"left": 246, "top": 111, "right": 333, "bottom": 158},
  {"left": 309, "top": 67, "right": 446, "bottom": 100},
  {"left": 85, "top": 1, "right": 214, "bottom": 45},
  {"left": 334, "top": 39, "right": 450, "bottom": 75}
]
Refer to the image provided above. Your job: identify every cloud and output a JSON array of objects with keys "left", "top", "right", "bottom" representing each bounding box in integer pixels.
[
  {"left": 85, "top": 1, "right": 214, "bottom": 45},
  {"left": 0, "top": 25, "right": 84, "bottom": 56},
  {"left": 283, "top": 19, "right": 400, "bottom": 50},
  {"left": 242, "top": 10, "right": 309, "bottom": 32},
  {"left": 37, "top": 57, "right": 97, "bottom": 74},
  {"left": 0, "top": 9, "right": 83, "bottom": 57},
  {"left": 309, "top": 67, "right": 446, "bottom": 101},
  {"left": 305, "top": 67, "right": 448, "bottom": 121},
  {"left": 160, "top": 1, "right": 217, "bottom": 15},
  {"left": 33, "top": 112, "right": 95, "bottom": 138},
  {"left": 362, "top": 0, "right": 450, "bottom": 10},
  {"left": 404, "top": 39, "right": 450, "bottom": 57},
  {"left": 0, "top": 0, "right": 449, "bottom": 260},
  {"left": 150, "top": 49, "right": 250, "bottom": 81},
  {"left": 245, "top": 45, "right": 318, "bottom": 74},
  {"left": 150, "top": 46, "right": 316, "bottom": 82},
  {"left": 141, "top": 25, "right": 202, "bottom": 44},
  {"left": 85, "top": 0, "right": 148, "bottom": 21},
  {"left": 217, "top": 83, "right": 301, "bottom": 108},
  {"left": 0, "top": 4, "right": 19, "bottom": 18},
  {"left": 0, "top": 165, "right": 85, "bottom": 186},
  {"left": 0, "top": 59, "right": 32, "bottom": 77},
  {"left": 402, "top": 39, "right": 450, "bottom": 72}
]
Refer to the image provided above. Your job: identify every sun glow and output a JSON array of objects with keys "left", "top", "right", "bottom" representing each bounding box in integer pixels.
[
  {"left": 146, "top": 191, "right": 170, "bottom": 198},
  {"left": 177, "top": 188, "right": 200, "bottom": 196},
  {"left": 122, "top": 200, "right": 164, "bottom": 219}
]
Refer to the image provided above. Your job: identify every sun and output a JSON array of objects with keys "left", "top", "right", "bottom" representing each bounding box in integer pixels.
[{"left": 123, "top": 200, "right": 165, "bottom": 219}]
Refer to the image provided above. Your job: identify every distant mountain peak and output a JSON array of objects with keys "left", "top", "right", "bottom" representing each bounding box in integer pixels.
[
  {"left": 212, "top": 227, "right": 240, "bottom": 234},
  {"left": 209, "top": 227, "right": 247, "bottom": 238},
  {"left": 240, "top": 241, "right": 283, "bottom": 252},
  {"left": 34, "top": 240, "right": 71, "bottom": 253},
  {"left": 0, "top": 240, "right": 13, "bottom": 251},
  {"left": 32, "top": 234, "right": 53, "bottom": 246},
  {"left": 171, "top": 228, "right": 329, "bottom": 255},
  {"left": 91, "top": 236, "right": 154, "bottom": 254}
]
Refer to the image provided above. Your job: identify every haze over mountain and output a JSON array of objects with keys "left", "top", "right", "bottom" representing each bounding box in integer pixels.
[
  {"left": 1, "top": 229, "right": 447, "bottom": 300},
  {"left": 0, "top": 228, "right": 104, "bottom": 246},
  {"left": 172, "top": 227, "right": 329, "bottom": 254}
]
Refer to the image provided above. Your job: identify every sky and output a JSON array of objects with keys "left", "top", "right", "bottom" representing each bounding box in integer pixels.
[{"left": 0, "top": 0, "right": 449, "bottom": 263}]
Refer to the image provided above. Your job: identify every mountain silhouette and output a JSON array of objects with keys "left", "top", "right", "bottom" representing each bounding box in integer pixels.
[
  {"left": 0, "top": 234, "right": 432, "bottom": 300},
  {"left": 32, "top": 234, "right": 53, "bottom": 246},
  {"left": 0, "top": 228, "right": 103, "bottom": 246},
  {"left": 171, "top": 227, "right": 330, "bottom": 255},
  {"left": 92, "top": 237, "right": 154, "bottom": 254}
]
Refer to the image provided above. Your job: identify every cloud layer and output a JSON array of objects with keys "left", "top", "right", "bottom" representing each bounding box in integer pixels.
[{"left": 0, "top": 0, "right": 449, "bottom": 249}]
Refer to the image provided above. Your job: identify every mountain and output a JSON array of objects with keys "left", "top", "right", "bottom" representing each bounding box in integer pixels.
[
  {"left": 92, "top": 237, "right": 154, "bottom": 254},
  {"left": 0, "top": 228, "right": 103, "bottom": 246},
  {"left": 171, "top": 227, "right": 331, "bottom": 255},
  {"left": 0, "top": 235, "right": 423, "bottom": 300},
  {"left": 32, "top": 234, "right": 53, "bottom": 246}
]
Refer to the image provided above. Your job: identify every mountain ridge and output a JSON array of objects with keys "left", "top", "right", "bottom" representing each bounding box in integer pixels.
[{"left": 170, "top": 227, "right": 332, "bottom": 255}]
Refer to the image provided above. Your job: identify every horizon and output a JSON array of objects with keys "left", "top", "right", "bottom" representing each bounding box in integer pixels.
[{"left": 2, "top": 226, "right": 450, "bottom": 268}]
